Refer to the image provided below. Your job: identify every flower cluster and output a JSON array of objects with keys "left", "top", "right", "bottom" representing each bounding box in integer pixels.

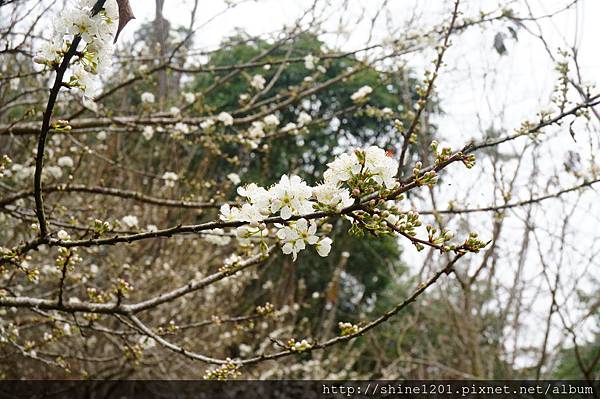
[
  {"left": 350, "top": 85, "right": 373, "bottom": 102},
  {"left": 33, "top": 0, "right": 119, "bottom": 97},
  {"left": 161, "top": 172, "right": 179, "bottom": 188},
  {"left": 220, "top": 146, "right": 400, "bottom": 260}
]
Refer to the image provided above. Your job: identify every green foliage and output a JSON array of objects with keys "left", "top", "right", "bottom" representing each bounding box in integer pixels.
[{"left": 190, "top": 32, "right": 420, "bottom": 185}]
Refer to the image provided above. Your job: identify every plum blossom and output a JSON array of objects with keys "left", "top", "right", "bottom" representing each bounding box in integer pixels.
[
  {"left": 248, "top": 121, "right": 265, "bottom": 139},
  {"left": 121, "top": 215, "right": 139, "bottom": 228},
  {"left": 263, "top": 114, "right": 280, "bottom": 126},
  {"left": 227, "top": 173, "right": 241, "bottom": 185},
  {"left": 57, "top": 156, "right": 74, "bottom": 168},
  {"left": 350, "top": 85, "right": 373, "bottom": 102},
  {"left": 33, "top": 0, "right": 118, "bottom": 97},
  {"left": 174, "top": 122, "right": 191, "bottom": 135},
  {"left": 312, "top": 183, "right": 353, "bottom": 210},
  {"left": 269, "top": 175, "right": 313, "bottom": 220},
  {"left": 297, "top": 111, "right": 312, "bottom": 126},
  {"left": 304, "top": 54, "right": 317, "bottom": 70},
  {"left": 324, "top": 146, "right": 398, "bottom": 189},
  {"left": 203, "top": 229, "right": 232, "bottom": 246},
  {"left": 141, "top": 92, "right": 155, "bottom": 104},
  {"left": 199, "top": 119, "right": 214, "bottom": 131},
  {"left": 218, "top": 146, "right": 398, "bottom": 261},
  {"left": 45, "top": 166, "right": 63, "bottom": 179},
  {"left": 315, "top": 237, "right": 332, "bottom": 257},
  {"left": 323, "top": 153, "right": 361, "bottom": 186},
  {"left": 363, "top": 146, "right": 398, "bottom": 188},
  {"left": 276, "top": 219, "right": 319, "bottom": 261},
  {"left": 219, "top": 204, "right": 241, "bottom": 222},
  {"left": 142, "top": 126, "right": 154, "bottom": 140},
  {"left": 162, "top": 172, "right": 178, "bottom": 188},
  {"left": 250, "top": 74, "right": 266, "bottom": 90},
  {"left": 183, "top": 92, "right": 196, "bottom": 104},
  {"left": 218, "top": 112, "right": 234, "bottom": 126},
  {"left": 57, "top": 230, "right": 70, "bottom": 241},
  {"left": 281, "top": 122, "right": 298, "bottom": 133}
]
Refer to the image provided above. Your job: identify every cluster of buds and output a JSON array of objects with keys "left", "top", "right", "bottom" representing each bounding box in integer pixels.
[
  {"left": 431, "top": 140, "right": 454, "bottom": 166},
  {"left": 86, "top": 287, "right": 110, "bottom": 303},
  {"left": 91, "top": 218, "right": 111, "bottom": 236},
  {"left": 362, "top": 105, "right": 394, "bottom": 119},
  {"left": 20, "top": 262, "right": 40, "bottom": 283},
  {"left": 0, "top": 322, "right": 20, "bottom": 342},
  {"left": 288, "top": 338, "right": 312, "bottom": 352},
  {"left": 113, "top": 278, "right": 134, "bottom": 298},
  {"left": 338, "top": 322, "right": 360, "bottom": 336},
  {"left": 0, "top": 155, "right": 12, "bottom": 178},
  {"left": 157, "top": 320, "right": 179, "bottom": 335},
  {"left": 51, "top": 120, "right": 72, "bottom": 132},
  {"left": 124, "top": 344, "right": 143, "bottom": 363},
  {"left": 56, "top": 246, "right": 82, "bottom": 273},
  {"left": 461, "top": 153, "right": 476, "bottom": 169},
  {"left": 459, "top": 232, "right": 488, "bottom": 254},
  {"left": 425, "top": 225, "right": 455, "bottom": 246},
  {"left": 256, "top": 302, "right": 275, "bottom": 316},
  {"left": 203, "top": 359, "right": 241, "bottom": 380}
]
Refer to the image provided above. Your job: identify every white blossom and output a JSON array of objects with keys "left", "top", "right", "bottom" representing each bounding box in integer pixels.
[
  {"left": 263, "top": 114, "right": 280, "bottom": 126},
  {"left": 313, "top": 183, "right": 353, "bottom": 210},
  {"left": 227, "top": 173, "right": 241, "bottom": 185},
  {"left": 350, "top": 85, "right": 373, "bottom": 102},
  {"left": 281, "top": 122, "right": 298, "bottom": 133},
  {"left": 216, "top": 146, "right": 396, "bottom": 261},
  {"left": 183, "top": 92, "right": 196, "bottom": 104},
  {"left": 248, "top": 121, "right": 265, "bottom": 139},
  {"left": 250, "top": 74, "right": 266, "bottom": 90},
  {"left": 121, "top": 215, "right": 139, "bottom": 228},
  {"left": 277, "top": 219, "right": 318, "bottom": 261},
  {"left": 199, "top": 119, "right": 214, "bottom": 131},
  {"left": 269, "top": 175, "right": 313, "bottom": 220},
  {"left": 45, "top": 166, "right": 63, "bottom": 179},
  {"left": 297, "top": 111, "right": 312, "bottom": 126},
  {"left": 142, "top": 126, "right": 154, "bottom": 141},
  {"left": 162, "top": 172, "right": 179, "bottom": 188},
  {"left": 218, "top": 112, "right": 234, "bottom": 126},
  {"left": 363, "top": 146, "right": 398, "bottom": 188},
  {"left": 323, "top": 153, "right": 361, "bottom": 186},
  {"left": 203, "top": 229, "right": 232, "bottom": 246},
  {"left": 323, "top": 146, "right": 398, "bottom": 189},
  {"left": 304, "top": 54, "right": 317, "bottom": 70},
  {"left": 33, "top": 0, "right": 118, "bottom": 97},
  {"left": 141, "top": 92, "right": 155, "bottom": 104},
  {"left": 175, "top": 122, "right": 192, "bottom": 135},
  {"left": 315, "top": 237, "right": 332, "bottom": 257},
  {"left": 57, "top": 156, "right": 74, "bottom": 168},
  {"left": 57, "top": 230, "right": 70, "bottom": 240}
]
